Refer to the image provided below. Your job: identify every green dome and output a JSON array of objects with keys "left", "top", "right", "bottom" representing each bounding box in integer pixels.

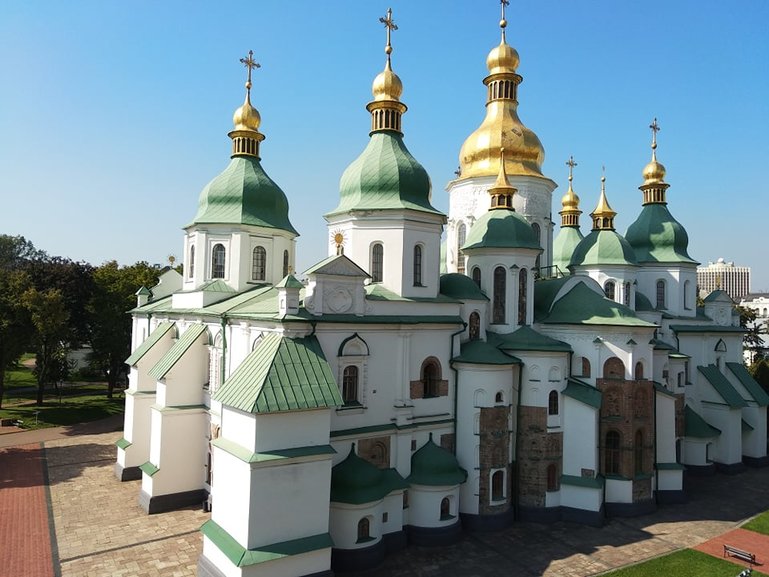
[
  {"left": 439, "top": 273, "right": 488, "bottom": 301},
  {"left": 569, "top": 229, "right": 638, "bottom": 268},
  {"left": 330, "top": 446, "right": 390, "bottom": 504},
  {"left": 328, "top": 131, "right": 441, "bottom": 216},
  {"left": 189, "top": 156, "right": 297, "bottom": 234},
  {"left": 407, "top": 435, "right": 467, "bottom": 486},
  {"left": 625, "top": 204, "right": 697, "bottom": 264},
  {"left": 462, "top": 209, "right": 540, "bottom": 251},
  {"left": 553, "top": 226, "right": 584, "bottom": 272}
]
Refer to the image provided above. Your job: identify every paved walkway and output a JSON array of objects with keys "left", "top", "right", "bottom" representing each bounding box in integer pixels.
[
  {"left": 1, "top": 418, "right": 768, "bottom": 577},
  {"left": 694, "top": 528, "right": 769, "bottom": 570}
]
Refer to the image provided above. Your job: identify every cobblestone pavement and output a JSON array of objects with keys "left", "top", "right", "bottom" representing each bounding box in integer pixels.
[{"left": 2, "top": 421, "right": 769, "bottom": 577}]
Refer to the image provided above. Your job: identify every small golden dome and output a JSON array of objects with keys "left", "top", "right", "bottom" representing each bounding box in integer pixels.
[
  {"left": 487, "top": 41, "right": 520, "bottom": 75},
  {"left": 561, "top": 182, "right": 580, "bottom": 210},
  {"left": 232, "top": 94, "right": 261, "bottom": 132},
  {"left": 372, "top": 60, "right": 403, "bottom": 102},
  {"left": 642, "top": 158, "right": 666, "bottom": 184}
]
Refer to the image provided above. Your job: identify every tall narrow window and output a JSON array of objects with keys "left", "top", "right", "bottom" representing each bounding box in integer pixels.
[
  {"left": 531, "top": 223, "right": 541, "bottom": 273},
  {"left": 581, "top": 357, "right": 591, "bottom": 378},
  {"left": 422, "top": 361, "right": 440, "bottom": 398},
  {"left": 357, "top": 518, "right": 370, "bottom": 542},
  {"left": 624, "top": 282, "right": 630, "bottom": 305},
  {"left": 546, "top": 464, "right": 557, "bottom": 492},
  {"left": 604, "top": 280, "right": 616, "bottom": 300},
  {"left": 634, "top": 430, "right": 644, "bottom": 475},
  {"left": 656, "top": 280, "right": 666, "bottom": 309},
  {"left": 211, "top": 244, "right": 226, "bottom": 279},
  {"left": 493, "top": 266, "right": 506, "bottom": 323},
  {"left": 371, "top": 243, "right": 384, "bottom": 283},
  {"left": 342, "top": 366, "right": 359, "bottom": 405},
  {"left": 440, "top": 497, "right": 451, "bottom": 519},
  {"left": 605, "top": 431, "right": 621, "bottom": 475},
  {"left": 472, "top": 266, "right": 481, "bottom": 288},
  {"left": 634, "top": 361, "right": 644, "bottom": 380},
  {"left": 683, "top": 280, "right": 691, "bottom": 309},
  {"left": 518, "top": 268, "right": 527, "bottom": 325},
  {"left": 469, "top": 312, "right": 481, "bottom": 340},
  {"left": 283, "top": 250, "right": 289, "bottom": 278},
  {"left": 491, "top": 470, "right": 504, "bottom": 501},
  {"left": 252, "top": 246, "right": 266, "bottom": 281},
  {"left": 413, "top": 245, "right": 423, "bottom": 286},
  {"left": 548, "top": 390, "right": 559, "bottom": 415},
  {"left": 189, "top": 245, "right": 195, "bottom": 278},
  {"left": 457, "top": 223, "right": 466, "bottom": 275}
]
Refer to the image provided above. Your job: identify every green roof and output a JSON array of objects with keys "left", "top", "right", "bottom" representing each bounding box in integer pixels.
[
  {"left": 742, "top": 418, "right": 754, "bottom": 432},
  {"left": 726, "top": 362, "right": 769, "bottom": 406},
  {"left": 213, "top": 333, "right": 343, "bottom": 414},
  {"left": 149, "top": 324, "right": 207, "bottom": 380},
  {"left": 569, "top": 229, "right": 638, "bottom": 268},
  {"left": 452, "top": 339, "right": 520, "bottom": 365},
  {"left": 462, "top": 209, "right": 541, "bottom": 251},
  {"left": 365, "top": 283, "right": 459, "bottom": 303},
  {"left": 408, "top": 435, "right": 467, "bottom": 486},
  {"left": 697, "top": 364, "right": 747, "bottom": 408},
  {"left": 330, "top": 446, "right": 408, "bottom": 504},
  {"left": 684, "top": 405, "right": 721, "bottom": 438},
  {"left": 439, "top": 273, "right": 488, "bottom": 301},
  {"left": 125, "top": 321, "right": 176, "bottom": 366},
  {"left": 489, "top": 325, "right": 572, "bottom": 352},
  {"left": 703, "top": 290, "right": 733, "bottom": 303},
  {"left": 328, "top": 131, "right": 441, "bottom": 216},
  {"left": 670, "top": 324, "right": 745, "bottom": 334},
  {"left": 189, "top": 156, "right": 297, "bottom": 235},
  {"left": 625, "top": 203, "right": 697, "bottom": 264},
  {"left": 652, "top": 381, "right": 677, "bottom": 398},
  {"left": 635, "top": 292, "right": 655, "bottom": 312},
  {"left": 275, "top": 274, "right": 303, "bottom": 289},
  {"left": 552, "top": 226, "right": 584, "bottom": 272},
  {"left": 537, "top": 281, "right": 655, "bottom": 327},
  {"left": 563, "top": 377, "right": 602, "bottom": 408},
  {"left": 136, "top": 285, "right": 152, "bottom": 296},
  {"left": 304, "top": 254, "right": 370, "bottom": 277},
  {"left": 560, "top": 474, "right": 604, "bottom": 489}
]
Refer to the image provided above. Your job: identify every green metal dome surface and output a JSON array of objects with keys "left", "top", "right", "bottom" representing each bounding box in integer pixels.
[
  {"left": 330, "top": 446, "right": 406, "bottom": 504},
  {"left": 553, "top": 226, "right": 584, "bottom": 272},
  {"left": 462, "top": 209, "right": 540, "bottom": 251},
  {"left": 569, "top": 229, "right": 638, "bottom": 268},
  {"left": 625, "top": 204, "right": 697, "bottom": 264},
  {"left": 439, "top": 273, "right": 488, "bottom": 301},
  {"left": 328, "top": 131, "right": 441, "bottom": 216},
  {"left": 407, "top": 435, "right": 467, "bottom": 486},
  {"left": 189, "top": 156, "right": 297, "bottom": 234}
]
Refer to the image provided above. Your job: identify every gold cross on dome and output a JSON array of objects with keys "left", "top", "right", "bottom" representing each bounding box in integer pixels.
[
  {"left": 239, "top": 50, "right": 261, "bottom": 89},
  {"left": 379, "top": 8, "right": 398, "bottom": 58},
  {"left": 649, "top": 117, "right": 660, "bottom": 149},
  {"left": 566, "top": 156, "right": 577, "bottom": 181}
]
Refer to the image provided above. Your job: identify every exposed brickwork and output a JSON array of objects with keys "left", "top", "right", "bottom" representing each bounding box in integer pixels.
[
  {"left": 478, "top": 406, "right": 511, "bottom": 514},
  {"left": 632, "top": 477, "right": 652, "bottom": 501},
  {"left": 409, "top": 379, "right": 449, "bottom": 399},
  {"left": 440, "top": 433, "right": 455, "bottom": 452},
  {"left": 517, "top": 406, "right": 562, "bottom": 508},
  {"left": 358, "top": 436, "right": 391, "bottom": 468},
  {"left": 674, "top": 393, "right": 685, "bottom": 438}
]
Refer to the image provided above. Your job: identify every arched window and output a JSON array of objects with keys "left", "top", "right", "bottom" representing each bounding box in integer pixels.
[
  {"left": 371, "top": 243, "right": 384, "bottom": 283},
  {"left": 422, "top": 360, "right": 441, "bottom": 398},
  {"left": 357, "top": 517, "right": 370, "bottom": 542},
  {"left": 493, "top": 266, "right": 506, "bottom": 324},
  {"left": 548, "top": 390, "right": 559, "bottom": 415},
  {"left": 283, "top": 250, "right": 289, "bottom": 278},
  {"left": 440, "top": 497, "right": 451, "bottom": 519},
  {"left": 491, "top": 470, "right": 504, "bottom": 501},
  {"left": 603, "top": 357, "right": 625, "bottom": 380},
  {"left": 342, "top": 366, "right": 359, "bottom": 405},
  {"left": 581, "top": 357, "right": 591, "bottom": 378},
  {"left": 472, "top": 266, "right": 481, "bottom": 288},
  {"left": 635, "top": 430, "right": 644, "bottom": 474},
  {"left": 188, "top": 245, "right": 195, "bottom": 278},
  {"left": 546, "top": 464, "right": 558, "bottom": 492},
  {"left": 518, "top": 268, "right": 528, "bottom": 325},
  {"left": 495, "top": 391, "right": 504, "bottom": 404},
  {"left": 634, "top": 361, "right": 644, "bottom": 380},
  {"left": 469, "top": 312, "right": 481, "bottom": 340},
  {"left": 413, "top": 245, "right": 423, "bottom": 286},
  {"left": 252, "top": 246, "right": 266, "bottom": 281},
  {"left": 604, "top": 280, "right": 616, "bottom": 300},
  {"left": 531, "top": 223, "right": 541, "bottom": 273},
  {"left": 683, "top": 280, "right": 691, "bottom": 309},
  {"left": 605, "top": 431, "right": 621, "bottom": 475},
  {"left": 211, "top": 244, "right": 226, "bottom": 279},
  {"left": 457, "top": 223, "right": 466, "bottom": 275},
  {"left": 656, "top": 280, "right": 666, "bottom": 309}
]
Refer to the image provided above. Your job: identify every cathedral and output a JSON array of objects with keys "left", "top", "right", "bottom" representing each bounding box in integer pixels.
[{"left": 115, "top": 6, "right": 768, "bottom": 577}]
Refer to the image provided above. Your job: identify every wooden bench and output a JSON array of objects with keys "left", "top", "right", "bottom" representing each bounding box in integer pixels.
[{"left": 724, "top": 544, "right": 756, "bottom": 565}]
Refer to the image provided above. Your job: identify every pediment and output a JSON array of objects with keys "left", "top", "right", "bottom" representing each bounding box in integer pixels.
[{"left": 305, "top": 254, "right": 370, "bottom": 279}]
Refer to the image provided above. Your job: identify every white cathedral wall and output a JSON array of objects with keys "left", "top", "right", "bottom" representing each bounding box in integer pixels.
[
  {"left": 201, "top": 536, "right": 331, "bottom": 577},
  {"left": 700, "top": 405, "right": 742, "bottom": 464},
  {"left": 562, "top": 397, "right": 598, "bottom": 476},
  {"left": 605, "top": 478, "right": 633, "bottom": 503},
  {"left": 741, "top": 406, "right": 767, "bottom": 458},
  {"left": 518, "top": 352, "right": 568, "bottom": 412},
  {"left": 329, "top": 501, "right": 384, "bottom": 550},
  {"left": 655, "top": 392, "right": 678, "bottom": 464},
  {"left": 570, "top": 266, "right": 637, "bottom": 307},
  {"left": 635, "top": 265, "right": 697, "bottom": 318},
  {"left": 408, "top": 485, "right": 459, "bottom": 528},
  {"left": 254, "top": 411, "right": 331, "bottom": 452},
  {"left": 209, "top": 447, "right": 252, "bottom": 545}
]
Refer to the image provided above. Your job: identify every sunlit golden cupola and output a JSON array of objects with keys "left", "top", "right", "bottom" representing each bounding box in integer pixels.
[
  {"left": 457, "top": 0, "right": 545, "bottom": 179},
  {"left": 560, "top": 156, "right": 582, "bottom": 227},
  {"left": 488, "top": 148, "right": 517, "bottom": 209},
  {"left": 639, "top": 118, "right": 670, "bottom": 204},
  {"left": 228, "top": 50, "right": 266, "bottom": 158},
  {"left": 366, "top": 8, "right": 407, "bottom": 134},
  {"left": 591, "top": 168, "right": 617, "bottom": 230}
]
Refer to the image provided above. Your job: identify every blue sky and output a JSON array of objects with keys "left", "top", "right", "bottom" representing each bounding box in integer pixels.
[{"left": 2, "top": 1, "right": 768, "bottom": 289}]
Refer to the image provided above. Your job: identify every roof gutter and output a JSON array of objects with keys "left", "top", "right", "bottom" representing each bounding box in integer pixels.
[{"left": 449, "top": 322, "right": 467, "bottom": 456}]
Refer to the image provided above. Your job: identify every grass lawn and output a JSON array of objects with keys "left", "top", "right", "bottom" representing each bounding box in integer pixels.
[
  {"left": 599, "top": 549, "right": 765, "bottom": 577},
  {"left": 0, "top": 393, "right": 124, "bottom": 430},
  {"left": 4, "top": 363, "right": 38, "bottom": 390},
  {"left": 743, "top": 510, "right": 769, "bottom": 536}
]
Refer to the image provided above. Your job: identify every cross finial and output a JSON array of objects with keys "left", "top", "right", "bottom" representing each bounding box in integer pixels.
[
  {"left": 500, "top": 0, "right": 509, "bottom": 41},
  {"left": 239, "top": 50, "right": 261, "bottom": 92},
  {"left": 649, "top": 117, "right": 660, "bottom": 160},
  {"left": 566, "top": 156, "right": 577, "bottom": 182},
  {"left": 601, "top": 165, "right": 606, "bottom": 189},
  {"left": 379, "top": 8, "right": 398, "bottom": 61},
  {"left": 454, "top": 166, "right": 462, "bottom": 177}
]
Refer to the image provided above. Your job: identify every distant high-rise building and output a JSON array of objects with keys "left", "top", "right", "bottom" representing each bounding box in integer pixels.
[{"left": 697, "top": 258, "right": 751, "bottom": 301}]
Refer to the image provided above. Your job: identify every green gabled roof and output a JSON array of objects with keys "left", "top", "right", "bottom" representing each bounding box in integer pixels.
[
  {"left": 407, "top": 435, "right": 467, "bottom": 486},
  {"left": 275, "top": 274, "right": 303, "bottom": 289},
  {"left": 214, "top": 333, "right": 343, "bottom": 414},
  {"left": 328, "top": 131, "right": 442, "bottom": 217},
  {"left": 131, "top": 294, "right": 174, "bottom": 313},
  {"left": 330, "top": 446, "right": 408, "bottom": 504},
  {"left": 684, "top": 405, "right": 721, "bottom": 438},
  {"left": 204, "top": 285, "right": 277, "bottom": 315},
  {"left": 365, "top": 283, "right": 459, "bottom": 303},
  {"left": 670, "top": 324, "right": 746, "bottom": 334},
  {"left": 563, "top": 377, "right": 602, "bottom": 408},
  {"left": 125, "top": 321, "right": 176, "bottom": 366},
  {"left": 538, "top": 281, "right": 655, "bottom": 327},
  {"left": 197, "top": 279, "right": 237, "bottom": 293},
  {"left": 189, "top": 156, "right": 298, "bottom": 235},
  {"left": 452, "top": 340, "right": 520, "bottom": 365},
  {"left": 304, "top": 254, "right": 370, "bottom": 278},
  {"left": 489, "top": 325, "right": 572, "bottom": 352},
  {"left": 553, "top": 226, "right": 584, "bottom": 272},
  {"left": 533, "top": 276, "right": 572, "bottom": 320},
  {"left": 136, "top": 285, "right": 152, "bottom": 296},
  {"left": 439, "top": 273, "right": 488, "bottom": 301},
  {"left": 697, "top": 365, "right": 747, "bottom": 408},
  {"left": 703, "top": 290, "right": 733, "bottom": 303},
  {"left": 726, "top": 362, "right": 769, "bottom": 406},
  {"left": 635, "top": 292, "right": 655, "bottom": 312},
  {"left": 569, "top": 229, "right": 638, "bottom": 268},
  {"left": 149, "top": 324, "right": 207, "bottom": 380},
  {"left": 650, "top": 338, "right": 676, "bottom": 351},
  {"left": 742, "top": 418, "right": 755, "bottom": 432},
  {"left": 625, "top": 203, "right": 697, "bottom": 264},
  {"left": 462, "top": 209, "right": 541, "bottom": 251},
  {"left": 652, "top": 381, "right": 677, "bottom": 398}
]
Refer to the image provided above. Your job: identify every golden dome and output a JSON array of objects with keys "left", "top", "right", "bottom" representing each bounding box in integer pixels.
[
  {"left": 487, "top": 41, "right": 519, "bottom": 75},
  {"left": 232, "top": 94, "right": 261, "bottom": 132},
  {"left": 372, "top": 60, "right": 403, "bottom": 102},
  {"left": 561, "top": 181, "right": 580, "bottom": 210},
  {"left": 642, "top": 157, "right": 666, "bottom": 185}
]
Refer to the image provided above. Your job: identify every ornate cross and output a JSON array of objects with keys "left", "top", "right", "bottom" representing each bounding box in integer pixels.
[
  {"left": 379, "top": 8, "right": 398, "bottom": 58},
  {"left": 500, "top": 0, "right": 509, "bottom": 39},
  {"left": 566, "top": 156, "right": 577, "bottom": 182},
  {"left": 649, "top": 117, "right": 660, "bottom": 149},
  {"left": 239, "top": 50, "right": 261, "bottom": 90}
]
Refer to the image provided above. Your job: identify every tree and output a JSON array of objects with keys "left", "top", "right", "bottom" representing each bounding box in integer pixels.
[
  {"left": 736, "top": 305, "right": 767, "bottom": 364},
  {"left": 0, "top": 269, "right": 33, "bottom": 408},
  {"left": 88, "top": 261, "right": 161, "bottom": 398}
]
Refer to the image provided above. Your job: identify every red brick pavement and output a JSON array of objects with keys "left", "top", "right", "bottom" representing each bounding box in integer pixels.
[
  {"left": 0, "top": 443, "right": 55, "bottom": 577},
  {"left": 694, "top": 527, "right": 769, "bottom": 570}
]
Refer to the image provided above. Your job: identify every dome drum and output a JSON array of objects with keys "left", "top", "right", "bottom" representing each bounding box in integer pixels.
[
  {"left": 485, "top": 74, "right": 522, "bottom": 103},
  {"left": 366, "top": 100, "right": 407, "bottom": 134}
]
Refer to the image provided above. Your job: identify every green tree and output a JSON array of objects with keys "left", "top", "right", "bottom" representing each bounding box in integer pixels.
[
  {"left": 0, "top": 269, "right": 33, "bottom": 408},
  {"left": 88, "top": 261, "right": 160, "bottom": 398},
  {"left": 751, "top": 359, "right": 769, "bottom": 394},
  {"left": 736, "top": 306, "right": 767, "bottom": 364}
]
